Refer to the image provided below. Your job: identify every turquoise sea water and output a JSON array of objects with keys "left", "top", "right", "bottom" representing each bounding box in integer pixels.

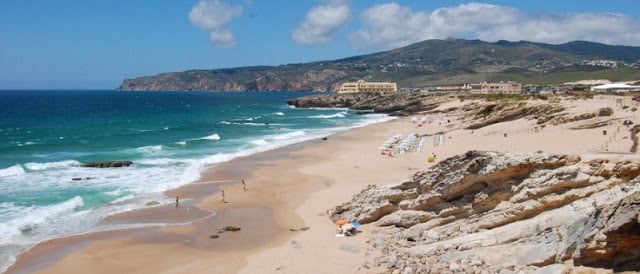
[{"left": 0, "top": 90, "right": 393, "bottom": 271}]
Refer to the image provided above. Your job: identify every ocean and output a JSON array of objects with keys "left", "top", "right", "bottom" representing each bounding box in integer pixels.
[{"left": 0, "top": 89, "right": 393, "bottom": 271}]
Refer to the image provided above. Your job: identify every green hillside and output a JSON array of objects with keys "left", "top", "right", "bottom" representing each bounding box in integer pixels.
[{"left": 119, "top": 39, "right": 640, "bottom": 92}]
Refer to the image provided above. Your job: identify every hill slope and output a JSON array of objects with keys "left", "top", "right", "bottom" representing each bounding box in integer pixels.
[{"left": 118, "top": 39, "right": 640, "bottom": 92}]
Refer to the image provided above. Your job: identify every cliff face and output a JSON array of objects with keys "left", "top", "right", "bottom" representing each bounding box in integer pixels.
[{"left": 332, "top": 151, "right": 640, "bottom": 273}]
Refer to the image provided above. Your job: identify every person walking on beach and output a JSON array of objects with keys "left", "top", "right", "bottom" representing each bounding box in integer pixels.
[
  {"left": 175, "top": 196, "right": 179, "bottom": 208},
  {"left": 242, "top": 179, "right": 247, "bottom": 191},
  {"left": 221, "top": 189, "right": 227, "bottom": 203}
]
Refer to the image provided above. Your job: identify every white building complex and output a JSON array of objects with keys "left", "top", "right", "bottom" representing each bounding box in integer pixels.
[
  {"left": 338, "top": 80, "right": 398, "bottom": 94},
  {"left": 590, "top": 83, "right": 640, "bottom": 93}
]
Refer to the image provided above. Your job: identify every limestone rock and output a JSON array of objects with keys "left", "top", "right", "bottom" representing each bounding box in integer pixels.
[
  {"left": 375, "top": 210, "right": 435, "bottom": 228},
  {"left": 332, "top": 151, "right": 640, "bottom": 273}
]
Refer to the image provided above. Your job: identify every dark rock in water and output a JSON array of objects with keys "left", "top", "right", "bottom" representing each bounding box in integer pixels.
[
  {"left": 145, "top": 201, "right": 160, "bottom": 206},
  {"left": 82, "top": 161, "right": 133, "bottom": 168},
  {"left": 71, "top": 177, "right": 95, "bottom": 181}
]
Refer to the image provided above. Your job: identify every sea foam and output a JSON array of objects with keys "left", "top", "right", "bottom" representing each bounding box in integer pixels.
[
  {"left": 24, "top": 160, "right": 80, "bottom": 171},
  {"left": 0, "top": 196, "right": 85, "bottom": 243},
  {"left": 0, "top": 165, "right": 25, "bottom": 178},
  {"left": 135, "top": 145, "right": 165, "bottom": 155},
  {"left": 309, "top": 111, "right": 347, "bottom": 119},
  {"left": 200, "top": 133, "right": 221, "bottom": 140}
]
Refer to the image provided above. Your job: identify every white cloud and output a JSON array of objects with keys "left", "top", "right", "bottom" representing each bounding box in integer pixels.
[
  {"left": 208, "top": 29, "right": 236, "bottom": 48},
  {"left": 349, "top": 2, "right": 640, "bottom": 50},
  {"left": 292, "top": 0, "right": 351, "bottom": 45},
  {"left": 189, "top": 0, "right": 243, "bottom": 48}
]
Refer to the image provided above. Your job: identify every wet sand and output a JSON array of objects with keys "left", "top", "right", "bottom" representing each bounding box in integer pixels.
[{"left": 6, "top": 143, "right": 310, "bottom": 274}]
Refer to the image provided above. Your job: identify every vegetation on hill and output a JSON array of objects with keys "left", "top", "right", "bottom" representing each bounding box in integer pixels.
[{"left": 119, "top": 39, "right": 640, "bottom": 92}]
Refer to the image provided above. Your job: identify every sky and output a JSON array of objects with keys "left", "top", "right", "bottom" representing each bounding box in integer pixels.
[{"left": 1, "top": 0, "right": 639, "bottom": 89}]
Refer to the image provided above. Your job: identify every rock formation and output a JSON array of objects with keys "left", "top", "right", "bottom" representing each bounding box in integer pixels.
[
  {"left": 331, "top": 151, "right": 640, "bottom": 273},
  {"left": 287, "top": 92, "right": 447, "bottom": 116},
  {"left": 81, "top": 161, "right": 133, "bottom": 168}
]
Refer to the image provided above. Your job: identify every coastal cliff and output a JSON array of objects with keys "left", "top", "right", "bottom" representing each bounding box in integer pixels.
[
  {"left": 332, "top": 151, "right": 640, "bottom": 273},
  {"left": 119, "top": 67, "right": 347, "bottom": 92}
]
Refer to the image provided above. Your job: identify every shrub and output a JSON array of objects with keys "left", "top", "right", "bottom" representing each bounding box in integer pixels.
[{"left": 598, "top": 107, "right": 613, "bottom": 116}]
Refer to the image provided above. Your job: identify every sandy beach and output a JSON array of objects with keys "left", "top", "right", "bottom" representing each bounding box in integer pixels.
[{"left": 7, "top": 94, "right": 639, "bottom": 274}]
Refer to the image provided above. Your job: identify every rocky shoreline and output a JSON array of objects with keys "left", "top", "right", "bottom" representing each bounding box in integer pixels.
[
  {"left": 288, "top": 92, "right": 640, "bottom": 273},
  {"left": 332, "top": 151, "right": 640, "bottom": 273},
  {"left": 286, "top": 92, "right": 445, "bottom": 116}
]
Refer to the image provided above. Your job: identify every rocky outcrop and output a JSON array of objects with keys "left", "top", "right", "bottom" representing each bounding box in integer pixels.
[
  {"left": 286, "top": 92, "right": 445, "bottom": 116},
  {"left": 332, "top": 151, "right": 640, "bottom": 273},
  {"left": 465, "top": 102, "right": 565, "bottom": 129},
  {"left": 81, "top": 161, "right": 133, "bottom": 168}
]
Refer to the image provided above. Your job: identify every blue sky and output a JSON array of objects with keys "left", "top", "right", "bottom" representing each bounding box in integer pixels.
[{"left": 1, "top": 0, "right": 639, "bottom": 89}]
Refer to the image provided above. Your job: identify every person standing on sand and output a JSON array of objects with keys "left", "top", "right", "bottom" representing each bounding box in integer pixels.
[
  {"left": 242, "top": 179, "right": 247, "bottom": 191},
  {"left": 221, "top": 189, "right": 227, "bottom": 203},
  {"left": 175, "top": 196, "right": 179, "bottom": 208}
]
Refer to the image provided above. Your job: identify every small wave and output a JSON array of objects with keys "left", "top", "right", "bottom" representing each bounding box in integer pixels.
[
  {"left": 136, "top": 158, "right": 188, "bottom": 166},
  {"left": 200, "top": 133, "right": 221, "bottom": 140},
  {"left": 273, "top": 112, "right": 284, "bottom": 116},
  {"left": 130, "top": 128, "right": 154, "bottom": 132},
  {"left": 197, "top": 153, "right": 235, "bottom": 166},
  {"left": 135, "top": 145, "right": 163, "bottom": 154},
  {"left": 111, "top": 194, "right": 135, "bottom": 204},
  {"left": 24, "top": 160, "right": 80, "bottom": 171},
  {"left": 0, "top": 254, "right": 16, "bottom": 274},
  {"left": 309, "top": 111, "right": 347, "bottom": 119},
  {"left": 250, "top": 140, "right": 269, "bottom": 146},
  {"left": 218, "top": 121, "right": 271, "bottom": 127},
  {"left": 245, "top": 116, "right": 261, "bottom": 121},
  {"left": 175, "top": 141, "right": 187, "bottom": 145},
  {"left": 16, "top": 141, "right": 36, "bottom": 147},
  {"left": 0, "top": 165, "right": 25, "bottom": 177},
  {"left": 105, "top": 189, "right": 124, "bottom": 196},
  {"left": 244, "top": 123, "right": 269, "bottom": 126},
  {"left": 0, "top": 196, "right": 85, "bottom": 243},
  {"left": 269, "top": 130, "right": 305, "bottom": 141}
]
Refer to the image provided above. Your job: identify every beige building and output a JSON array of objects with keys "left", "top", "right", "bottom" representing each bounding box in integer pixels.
[
  {"left": 470, "top": 81, "right": 522, "bottom": 94},
  {"left": 338, "top": 80, "right": 398, "bottom": 94}
]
